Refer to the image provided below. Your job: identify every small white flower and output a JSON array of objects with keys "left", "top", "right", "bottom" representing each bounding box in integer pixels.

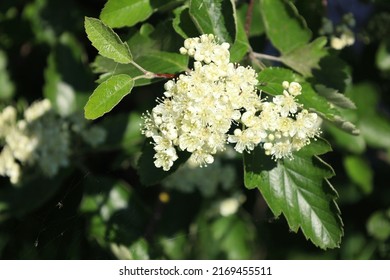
[
  {"left": 288, "top": 82, "right": 302, "bottom": 96},
  {"left": 154, "top": 147, "right": 178, "bottom": 171}
]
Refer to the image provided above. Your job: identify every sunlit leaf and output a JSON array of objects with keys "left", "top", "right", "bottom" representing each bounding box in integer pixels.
[
  {"left": 244, "top": 139, "right": 343, "bottom": 249},
  {"left": 84, "top": 74, "right": 134, "bottom": 120},
  {"left": 189, "top": 0, "right": 236, "bottom": 43},
  {"left": 84, "top": 17, "right": 133, "bottom": 64},
  {"left": 260, "top": 0, "right": 311, "bottom": 54},
  {"left": 100, "top": 0, "right": 153, "bottom": 28}
]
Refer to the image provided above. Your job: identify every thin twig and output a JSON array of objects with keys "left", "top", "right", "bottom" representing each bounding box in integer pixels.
[
  {"left": 130, "top": 61, "right": 154, "bottom": 77},
  {"left": 245, "top": 0, "right": 255, "bottom": 37},
  {"left": 252, "top": 52, "right": 282, "bottom": 62},
  {"left": 249, "top": 51, "right": 266, "bottom": 70}
]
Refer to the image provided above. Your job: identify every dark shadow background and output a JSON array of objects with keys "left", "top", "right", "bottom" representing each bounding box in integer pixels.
[{"left": 0, "top": 0, "right": 389, "bottom": 259}]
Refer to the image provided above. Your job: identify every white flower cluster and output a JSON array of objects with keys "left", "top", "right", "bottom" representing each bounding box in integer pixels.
[
  {"left": 229, "top": 81, "right": 321, "bottom": 160},
  {"left": 0, "top": 100, "right": 70, "bottom": 184},
  {"left": 142, "top": 34, "right": 321, "bottom": 171},
  {"left": 330, "top": 31, "right": 355, "bottom": 50},
  {"left": 0, "top": 99, "right": 106, "bottom": 184}
]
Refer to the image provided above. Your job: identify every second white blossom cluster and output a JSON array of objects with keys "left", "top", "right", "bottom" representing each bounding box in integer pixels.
[
  {"left": 0, "top": 99, "right": 106, "bottom": 185},
  {"left": 142, "top": 34, "right": 321, "bottom": 171}
]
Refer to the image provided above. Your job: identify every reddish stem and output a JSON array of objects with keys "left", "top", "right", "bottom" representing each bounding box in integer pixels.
[
  {"left": 154, "top": 73, "right": 177, "bottom": 79},
  {"left": 245, "top": 0, "right": 255, "bottom": 37}
]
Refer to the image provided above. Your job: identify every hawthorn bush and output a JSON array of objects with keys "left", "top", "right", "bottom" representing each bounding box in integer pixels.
[{"left": 0, "top": 0, "right": 389, "bottom": 259}]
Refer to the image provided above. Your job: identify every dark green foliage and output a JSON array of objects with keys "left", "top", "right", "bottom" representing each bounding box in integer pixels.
[{"left": 0, "top": 0, "right": 390, "bottom": 260}]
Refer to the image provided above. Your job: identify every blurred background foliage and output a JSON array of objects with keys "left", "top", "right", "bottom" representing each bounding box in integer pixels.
[{"left": 0, "top": 0, "right": 390, "bottom": 259}]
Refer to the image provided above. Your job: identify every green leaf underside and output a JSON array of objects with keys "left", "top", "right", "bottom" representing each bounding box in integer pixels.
[
  {"left": 84, "top": 17, "right": 133, "bottom": 64},
  {"left": 244, "top": 139, "right": 343, "bottom": 249},
  {"left": 315, "top": 84, "right": 356, "bottom": 110},
  {"left": 189, "top": 0, "right": 236, "bottom": 43},
  {"left": 260, "top": 0, "right": 311, "bottom": 54},
  {"left": 100, "top": 0, "right": 153, "bottom": 28},
  {"left": 84, "top": 74, "right": 134, "bottom": 120},
  {"left": 281, "top": 37, "right": 328, "bottom": 77}
]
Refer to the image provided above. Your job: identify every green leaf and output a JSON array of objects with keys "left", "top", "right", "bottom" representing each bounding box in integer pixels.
[
  {"left": 111, "top": 238, "right": 150, "bottom": 260},
  {"left": 84, "top": 17, "right": 133, "bottom": 64},
  {"left": 211, "top": 215, "right": 255, "bottom": 259},
  {"left": 367, "top": 210, "right": 390, "bottom": 241},
  {"left": 172, "top": 5, "right": 199, "bottom": 39},
  {"left": 98, "top": 112, "right": 143, "bottom": 154},
  {"left": 92, "top": 22, "right": 188, "bottom": 86},
  {"left": 84, "top": 74, "right": 134, "bottom": 120},
  {"left": 162, "top": 157, "right": 236, "bottom": 197},
  {"left": 159, "top": 232, "right": 188, "bottom": 259},
  {"left": 80, "top": 176, "right": 149, "bottom": 255},
  {"left": 347, "top": 83, "right": 390, "bottom": 148},
  {"left": 0, "top": 49, "right": 14, "bottom": 101},
  {"left": 325, "top": 123, "right": 366, "bottom": 154},
  {"left": 312, "top": 54, "right": 351, "bottom": 93},
  {"left": 244, "top": 139, "right": 343, "bottom": 249},
  {"left": 189, "top": 0, "right": 236, "bottom": 43},
  {"left": 236, "top": 1, "right": 264, "bottom": 37},
  {"left": 43, "top": 33, "right": 94, "bottom": 116},
  {"left": 315, "top": 84, "right": 356, "bottom": 109},
  {"left": 194, "top": 211, "right": 256, "bottom": 259},
  {"left": 343, "top": 156, "right": 373, "bottom": 195},
  {"left": 260, "top": 0, "right": 311, "bottom": 54},
  {"left": 376, "top": 40, "right": 390, "bottom": 71},
  {"left": 281, "top": 37, "right": 328, "bottom": 77},
  {"left": 137, "top": 141, "right": 191, "bottom": 186},
  {"left": 127, "top": 21, "right": 188, "bottom": 58},
  {"left": 229, "top": 3, "right": 250, "bottom": 62},
  {"left": 100, "top": 0, "right": 153, "bottom": 28}
]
